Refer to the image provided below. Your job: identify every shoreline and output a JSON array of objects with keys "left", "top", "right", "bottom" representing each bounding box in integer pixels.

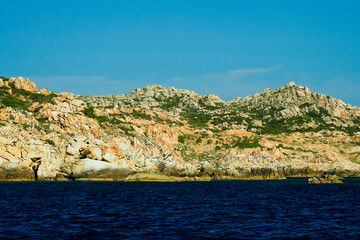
[{"left": 1, "top": 175, "right": 359, "bottom": 182}]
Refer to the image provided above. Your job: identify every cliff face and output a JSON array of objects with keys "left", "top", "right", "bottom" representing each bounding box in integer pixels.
[{"left": 0, "top": 76, "right": 359, "bottom": 181}]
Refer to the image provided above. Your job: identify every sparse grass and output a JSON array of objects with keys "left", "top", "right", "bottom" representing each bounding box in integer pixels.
[
  {"left": 181, "top": 109, "right": 212, "bottom": 127},
  {"left": 117, "top": 124, "right": 135, "bottom": 137},
  {"left": 232, "top": 136, "right": 261, "bottom": 149},
  {"left": 36, "top": 123, "right": 53, "bottom": 134},
  {"left": 180, "top": 145, "right": 223, "bottom": 163},
  {"left": 156, "top": 96, "right": 182, "bottom": 110},
  {"left": 131, "top": 110, "right": 152, "bottom": 120},
  {"left": 83, "top": 107, "right": 108, "bottom": 122}
]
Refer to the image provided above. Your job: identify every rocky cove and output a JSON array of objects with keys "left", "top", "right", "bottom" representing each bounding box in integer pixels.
[{"left": 0, "top": 76, "right": 360, "bottom": 182}]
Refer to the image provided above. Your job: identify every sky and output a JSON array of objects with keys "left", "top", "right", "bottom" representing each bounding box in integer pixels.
[{"left": 0, "top": 0, "right": 359, "bottom": 105}]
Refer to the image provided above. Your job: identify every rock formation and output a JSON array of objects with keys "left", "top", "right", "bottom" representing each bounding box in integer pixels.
[
  {"left": 308, "top": 174, "right": 343, "bottom": 184},
  {"left": 0, "top": 75, "right": 359, "bottom": 181}
]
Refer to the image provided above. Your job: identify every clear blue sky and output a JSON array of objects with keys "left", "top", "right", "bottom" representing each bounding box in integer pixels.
[{"left": 1, "top": 0, "right": 359, "bottom": 105}]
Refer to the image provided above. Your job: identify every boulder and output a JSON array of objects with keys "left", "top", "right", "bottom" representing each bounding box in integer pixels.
[
  {"left": 8, "top": 77, "right": 38, "bottom": 92},
  {"left": 68, "top": 159, "right": 130, "bottom": 180},
  {"left": 80, "top": 146, "right": 102, "bottom": 160},
  {"left": 308, "top": 174, "right": 343, "bottom": 184}
]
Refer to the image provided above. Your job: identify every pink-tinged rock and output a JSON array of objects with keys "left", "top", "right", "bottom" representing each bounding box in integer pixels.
[
  {"left": 85, "top": 146, "right": 102, "bottom": 160},
  {"left": 102, "top": 146, "right": 125, "bottom": 161},
  {"left": 260, "top": 140, "right": 279, "bottom": 149}
]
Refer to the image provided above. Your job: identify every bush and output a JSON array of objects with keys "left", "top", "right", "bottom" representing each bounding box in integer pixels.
[
  {"left": 158, "top": 96, "right": 182, "bottom": 110},
  {"left": 132, "top": 110, "right": 152, "bottom": 120},
  {"left": 1, "top": 95, "right": 30, "bottom": 111},
  {"left": 277, "top": 144, "right": 295, "bottom": 150},
  {"left": 83, "top": 107, "right": 108, "bottom": 122},
  {"left": 262, "top": 119, "right": 289, "bottom": 134},
  {"left": 232, "top": 136, "right": 261, "bottom": 149},
  {"left": 43, "top": 139, "right": 56, "bottom": 146},
  {"left": 11, "top": 88, "right": 57, "bottom": 103},
  {"left": 178, "top": 135, "right": 185, "bottom": 143},
  {"left": 182, "top": 110, "right": 212, "bottom": 127}
]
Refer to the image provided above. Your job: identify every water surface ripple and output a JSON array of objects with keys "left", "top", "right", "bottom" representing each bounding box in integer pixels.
[{"left": 0, "top": 178, "right": 359, "bottom": 239}]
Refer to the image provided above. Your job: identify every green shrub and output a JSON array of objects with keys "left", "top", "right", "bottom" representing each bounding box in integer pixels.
[
  {"left": 43, "top": 139, "right": 55, "bottom": 146},
  {"left": 36, "top": 123, "right": 53, "bottom": 134},
  {"left": 277, "top": 144, "right": 295, "bottom": 150},
  {"left": 37, "top": 117, "right": 48, "bottom": 123},
  {"left": 83, "top": 107, "right": 108, "bottom": 122},
  {"left": 181, "top": 109, "right": 212, "bottom": 127},
  {"left": 0, "top": 76, "right": 10, "bottom": 81},
  {"left": 299, "top": 102, "right": 312, "bottom": 108},
  {"left": 262, "top": 119, "right": 289, "bottom": 134},
  {"left": 132, "top": 110, "right": 152, "bottom": 120},
  {"left": 0, "top": 95, "right": 30, "bottom": 110},
  {"left": 11, "top": 88, "right": 57, "bottom": 103},
  {"left": 233, "top": 136, "right": 261, "bottom": 149},
  {"left": 178, "top": 135, "right": 186, "bottom": 143},
  {"left": 157, "top": 96, "right": 182, "bottom": 110}
]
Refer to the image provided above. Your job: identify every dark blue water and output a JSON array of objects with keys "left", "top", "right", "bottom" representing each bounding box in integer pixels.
[{"left": 0, "top": 178, "right": 360, "bottom": 240}]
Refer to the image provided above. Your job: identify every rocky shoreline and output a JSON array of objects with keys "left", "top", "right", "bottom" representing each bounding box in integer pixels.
[
  {"left": 1, "top": 162, "right": 359, "bottom": 182},
  {"left": 0, "top": 76, "right": 360, "bottom": 182}
]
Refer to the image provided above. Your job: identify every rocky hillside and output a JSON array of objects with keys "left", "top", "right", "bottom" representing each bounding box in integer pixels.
[
  {"left": 1, "top": 76, "right": 360, "bottom": 181},
  {"left": 81, "top": 82, "right": 360, "bottom": 134}
]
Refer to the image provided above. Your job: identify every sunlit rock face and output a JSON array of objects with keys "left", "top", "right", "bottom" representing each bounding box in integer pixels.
[{"left": 0, "top": 76, "right": 359, "bottom": 181}]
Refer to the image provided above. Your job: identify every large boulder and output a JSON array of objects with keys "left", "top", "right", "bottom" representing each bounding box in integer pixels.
[
  {"left": 0, "top": 156, "right": 35, "bottom": 181},
  {"left": 66, "top": 136, "right": 90, "bottom": 156},
  {"left": 66, "top": 159, "right": 130, "bottom": 180},
  {"left": 308, "top": 174, "right": 343, "bottom": 184},
  {"left": 8, "top": 77, "right": 38, "bottom": 92}
]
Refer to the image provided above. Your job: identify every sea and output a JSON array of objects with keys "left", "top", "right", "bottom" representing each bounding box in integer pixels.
[{"left": 0, "top": 178, "right": 360, "bottom": 240}]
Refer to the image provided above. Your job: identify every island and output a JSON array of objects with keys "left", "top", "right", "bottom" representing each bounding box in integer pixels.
[{"left": 0, "top": 76, "right": 359, "bottom": 181}]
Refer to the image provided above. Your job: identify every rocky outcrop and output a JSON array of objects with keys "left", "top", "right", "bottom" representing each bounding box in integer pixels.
[
  {"left": 0, "top": 76, "right": 360, "bottom": 181},
  {"left": 63, "top": 158, "right": 130, "bottom": 180},
  {"left": 80, "top": 82, "right": 360, "bottom": 134},
  {"left": 308, "top": 174, "right": 343, "bottom": 184},
  {"left": 9, "top": 77, "right": 38, "bottom": 92}
]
